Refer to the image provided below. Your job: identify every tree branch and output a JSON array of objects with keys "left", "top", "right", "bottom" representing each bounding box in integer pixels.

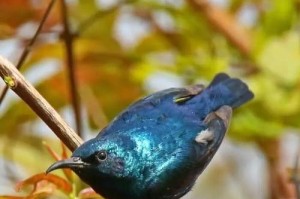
[
  {"left": 60, "top": 0, "right": 82, "bottom": 137},
  {"left": 258, "top": 138, "right": 297, "bottom": 199},
  {"left": 0, "top": 55, "right": 83, "bottom": 151},
  {"left": 0, "top": 0, "right": 56, "bottom": 105},
  {"left": 187, "top": 0, "right": 251, "bottom": 57},
  {"left": 292, "top": 145, "right": 300, "bottom": 199}
]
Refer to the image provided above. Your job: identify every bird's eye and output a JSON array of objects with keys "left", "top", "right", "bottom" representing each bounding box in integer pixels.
[{"left": 95, "top": 150, "right": 107, "bottom": 162}]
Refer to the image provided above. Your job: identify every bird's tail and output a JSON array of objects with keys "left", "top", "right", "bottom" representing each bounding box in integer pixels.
[{"left": 205, "top": 73, "right": 254, "bottom": 109}]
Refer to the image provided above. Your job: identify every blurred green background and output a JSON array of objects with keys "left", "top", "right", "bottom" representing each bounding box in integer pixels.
[{"left": 0, "top": 0, "right": 300, "bottom": 198}]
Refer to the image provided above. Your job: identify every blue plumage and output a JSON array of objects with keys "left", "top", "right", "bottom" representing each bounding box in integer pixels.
[{"left": 47, "top": 73, "right": 254, "bottom": 199}]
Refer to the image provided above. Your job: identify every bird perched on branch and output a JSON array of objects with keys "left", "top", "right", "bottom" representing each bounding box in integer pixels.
[{"left": 47, "top": 73, "right": 253, "bottom": 199}]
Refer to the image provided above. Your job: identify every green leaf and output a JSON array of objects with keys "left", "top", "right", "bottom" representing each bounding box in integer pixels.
[{"left": 230, "top": 109, "right": 283, "bottom": 139}]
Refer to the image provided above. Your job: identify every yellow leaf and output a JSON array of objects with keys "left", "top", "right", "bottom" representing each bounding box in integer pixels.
[{"left": 257, "top": 32, "right": 300, "bottom": 85}]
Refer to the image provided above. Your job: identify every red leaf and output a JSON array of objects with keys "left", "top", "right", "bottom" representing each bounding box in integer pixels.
[
  {"left": 61, "top": 142, "right": 68, "bottom": 159},
  {"left": 43, "top": 142, "right": 73, "bottom": 181},
  {"left": 15, "top": 173, "right": 72, "bottom": 194},
  {"left": 0, "top": 196, "right": 24, "bottom": 199},
  {"left": 60, "top": 143, "right": 74, "bottom": 181},
  {"left": 79, "top": 188, "right": 103, "bottom": 199},
  {"left": 43, "top": 142, "right": 60, "bottom": 161}
]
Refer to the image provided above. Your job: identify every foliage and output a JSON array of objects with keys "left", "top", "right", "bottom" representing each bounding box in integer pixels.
[{"left": 0, "top": 143, "right": 102, "bottom": 199}]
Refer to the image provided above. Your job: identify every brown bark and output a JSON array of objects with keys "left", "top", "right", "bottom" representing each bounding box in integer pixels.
[
  {"left": 60, "top": 0, "right": 82, "bottom": 136},
  {"left": 0, "top": 55, "right": 83, "bottom": 151}
]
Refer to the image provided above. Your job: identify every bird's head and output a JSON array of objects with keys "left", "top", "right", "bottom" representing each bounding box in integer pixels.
[{"left": 46, "top": 136, "right": 132, "bottom": 181}]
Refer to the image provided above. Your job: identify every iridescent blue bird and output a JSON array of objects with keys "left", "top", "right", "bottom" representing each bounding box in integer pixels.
[{"left": 47, "top": 73, "right": 253, "bottom": 199}]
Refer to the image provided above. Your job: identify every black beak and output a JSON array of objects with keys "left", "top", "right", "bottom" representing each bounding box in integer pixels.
[{"left": 46, "top": 157, "right": 89, "bottom": 174}]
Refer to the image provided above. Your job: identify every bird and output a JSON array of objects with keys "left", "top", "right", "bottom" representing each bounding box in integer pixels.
[{"left": 46, "top": 73, "right": 254, "bottom": 199}]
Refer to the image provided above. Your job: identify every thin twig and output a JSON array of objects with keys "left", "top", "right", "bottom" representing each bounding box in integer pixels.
[
  {"left": 60, "top": 0, "right": 82, "bottom": 137},
  {"left": 0, "top": 55, "right": 83, "bottom": 151},
  {"left": 0, "top": 0, "right": 56, "bottom": 105},
  {"left": 77, "top": 0, "right": 136, "bottom": 36}
]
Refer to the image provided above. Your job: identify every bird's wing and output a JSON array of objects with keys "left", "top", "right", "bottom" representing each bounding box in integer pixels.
[
  {"left": 173, "top": 84, "right": 205, "bottom": 104},
  {"left": 142, "top": 107, "right": 232, "bottom": 199},
  {"left": 98, "top": 85, "right": 206, "bottom": 137},
  {"left": 194, "top": 105, "right": 232, "bottom": 163}
]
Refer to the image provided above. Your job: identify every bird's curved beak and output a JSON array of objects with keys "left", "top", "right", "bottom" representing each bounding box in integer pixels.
[{"left": 46, "top": 157, "right": 89, "bottom": 174}]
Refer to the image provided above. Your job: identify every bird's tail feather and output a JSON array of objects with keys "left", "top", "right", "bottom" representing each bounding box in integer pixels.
[
  {"left": 208, "top": 73, "right": 230, "bottom": 88},
  {"left": 207, "top": 73, "right": 254, "bottom": 109}
]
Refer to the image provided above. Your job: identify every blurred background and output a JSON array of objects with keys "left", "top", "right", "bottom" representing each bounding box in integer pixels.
[{"left": 0, "top": 0, "right": 300, "bottom": 198}]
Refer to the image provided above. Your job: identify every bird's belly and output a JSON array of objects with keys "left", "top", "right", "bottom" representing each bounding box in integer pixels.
[
  {"left": 144, "top": 153, "right": 200, "bottom": 199},
  {"left": 147, "top": 171, "right": 198, "bottom": 199}
]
